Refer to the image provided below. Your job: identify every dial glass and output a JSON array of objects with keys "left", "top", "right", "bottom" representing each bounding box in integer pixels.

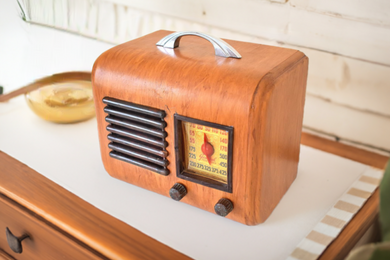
[
  {"left": 174, "top": 115, "right": 233, "bottom": 192},
  {"left": 182, "top": 122, "right": 228, "bottom": 183}
]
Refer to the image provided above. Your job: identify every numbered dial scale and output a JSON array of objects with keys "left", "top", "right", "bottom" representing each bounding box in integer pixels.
[{"left": 174, "top": 115, "right": 233, "bottom": 192}]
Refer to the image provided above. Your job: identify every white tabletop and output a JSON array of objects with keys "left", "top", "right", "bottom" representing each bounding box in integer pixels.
[{"left": 0, "top": 2, "right": 371, "bottom": 259}]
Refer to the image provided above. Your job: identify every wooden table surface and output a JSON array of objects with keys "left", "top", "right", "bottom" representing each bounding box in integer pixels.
[{"left": 0, "top": 131, "right": 387, "bottom": 259}]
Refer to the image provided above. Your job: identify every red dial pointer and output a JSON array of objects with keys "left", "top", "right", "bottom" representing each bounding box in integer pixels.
[{"left": 201, "top": 133, "right": 214, "bottom": 165}]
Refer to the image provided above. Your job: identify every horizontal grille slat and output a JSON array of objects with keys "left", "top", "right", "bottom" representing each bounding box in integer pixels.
[
  {"left": 103, "top": 97, "right": 166, "bottom": 119},
  {"left": 104, "top": 106, "right": 166, "bottom": 129},
  {"left": 104, "top": 97, "right": 169, "bottom": 175},
  {"left": 107, "top": 125, "right": 167, "bottom": 148},
  {"left": 110, "top": 151, "right": 169, "bottom": 176},
  {"left": 105, "top": 116, "right": 166, "bottom": 138},
  {"left": 108, "top": 134, "right": 168, "bottom": 158},
  {"left": 109, "top": 143, "right": 168, "bottom": 167}
]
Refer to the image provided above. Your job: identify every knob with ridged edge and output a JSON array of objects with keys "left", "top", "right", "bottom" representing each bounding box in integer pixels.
[
  {"left": 214, "top": 198, "right": 234, "bottom": 217},
  {"left": 169, "top": 183, "right": 187, "bottom": 201}
]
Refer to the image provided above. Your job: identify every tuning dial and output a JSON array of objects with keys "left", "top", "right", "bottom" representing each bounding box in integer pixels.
[
  {"left": 214, "top": 198, "right": 234, "bottom": 217},
  {"left": 169, "top": 183, "right": 187, "bottom": 201}
]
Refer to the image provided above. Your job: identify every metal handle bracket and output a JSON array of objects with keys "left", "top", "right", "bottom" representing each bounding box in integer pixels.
[{"left": 156, "top": 31, "right": 242, "bottom": 59}]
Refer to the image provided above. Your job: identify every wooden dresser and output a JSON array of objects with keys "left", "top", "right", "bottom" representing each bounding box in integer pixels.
[
  {"left": 0, "top": 133, "right": 387, "bottom": 260},
  {"left": 0, "top": 151, "right": 190, "bottom": 260}
]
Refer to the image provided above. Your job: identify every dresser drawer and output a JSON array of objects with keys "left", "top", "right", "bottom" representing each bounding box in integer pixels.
[{"left": 0, "top": 194, "right": 102, "bottom": 260}]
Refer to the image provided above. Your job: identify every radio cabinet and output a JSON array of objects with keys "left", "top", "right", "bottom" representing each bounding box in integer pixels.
[{"left": 92, "top": 30, "right": 309, "bottom": 225}]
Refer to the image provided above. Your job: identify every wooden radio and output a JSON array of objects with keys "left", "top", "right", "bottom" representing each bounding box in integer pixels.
[{"left": 92, "top": 30, "right": 308, "bottom": 225}]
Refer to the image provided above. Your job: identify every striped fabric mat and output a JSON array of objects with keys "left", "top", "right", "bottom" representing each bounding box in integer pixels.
[{"left": 287, "top": 167, "right": 384, "bottom": 260}]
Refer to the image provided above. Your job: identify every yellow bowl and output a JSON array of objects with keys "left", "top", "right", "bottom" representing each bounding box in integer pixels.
[{"left": 25, "top": 80, "right": 95, "bottom": 124}]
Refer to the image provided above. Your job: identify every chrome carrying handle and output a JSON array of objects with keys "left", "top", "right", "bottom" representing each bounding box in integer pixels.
[{"left": 156, "top": 31, "right": 242, "bottom": 59}]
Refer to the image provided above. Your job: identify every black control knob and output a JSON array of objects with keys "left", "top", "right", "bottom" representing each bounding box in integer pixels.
[
  {"left": 169, "top": 183, "right": 187, "bottom": 201},
  {"left": 214, "top": 198, "right": 234, "bottom": 217},
  {"left": 6, "top": 227, "right": 30, "bottom": 254}
]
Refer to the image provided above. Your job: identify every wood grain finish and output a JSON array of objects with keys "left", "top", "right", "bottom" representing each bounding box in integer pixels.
[
  {"left": 0, "top": 249, "right": 15, "bottom": 260},
  {"left": 0, "top": 72, "right": 91, "bottom": 103},
  {"left": 92, "top": 30, "right": 308, "bottom": 225},
  {"left": 0, "top": 151, "right": 191, "bottom": 260},
  {"left": 301, "top": 133, "right": 388, "bottom": 169},
  {"left": 301, "top": 132, "right": 389, "bottom": 260},
  {"left": 0, "top": 194, "right": 101, "bottom": 260},
  {"left": 251, "top": 52, "right": 308, "bottom": 223},
  {"left": 0, "top": 133, "right": 386, "bottom": 259}
]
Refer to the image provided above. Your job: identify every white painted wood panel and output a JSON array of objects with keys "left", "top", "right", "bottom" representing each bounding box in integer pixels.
[
  {"left": 21, "top": 1, "right": 390, "bottom": 115},
  {"left": 290, "top": 0, "right": 390, "bottom": 27},
  {"left": 303, "top": 49, "right": 390, "bottom": 117},
  {"left": 14, "top": 0, "right": 390, "bottom": 151},
  {"left": 20, "top": 0, "right": 390, "bottom": 65},
  {"left": 304, "top": 95, "right": 390, "bottom": 152},
  {"left": 108, "top": 0, "right": 390, "bottom": 65}
]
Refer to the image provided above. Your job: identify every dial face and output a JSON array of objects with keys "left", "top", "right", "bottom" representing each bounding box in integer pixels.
[
  {"left": 182, "top": 121, "right": 229, "bottom": 183},
  {"left": 174, "top": 114, "right": 233, "bottom": 192}
]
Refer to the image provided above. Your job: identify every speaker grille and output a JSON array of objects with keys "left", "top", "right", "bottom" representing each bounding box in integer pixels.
[{"left": 103, "top": 97, "right": 169, "bottom": 175}]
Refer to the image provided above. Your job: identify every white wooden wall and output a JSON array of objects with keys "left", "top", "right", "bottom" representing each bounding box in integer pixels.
[{"left": 18, "top": 0, "right": 390, "bottom": 153}]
